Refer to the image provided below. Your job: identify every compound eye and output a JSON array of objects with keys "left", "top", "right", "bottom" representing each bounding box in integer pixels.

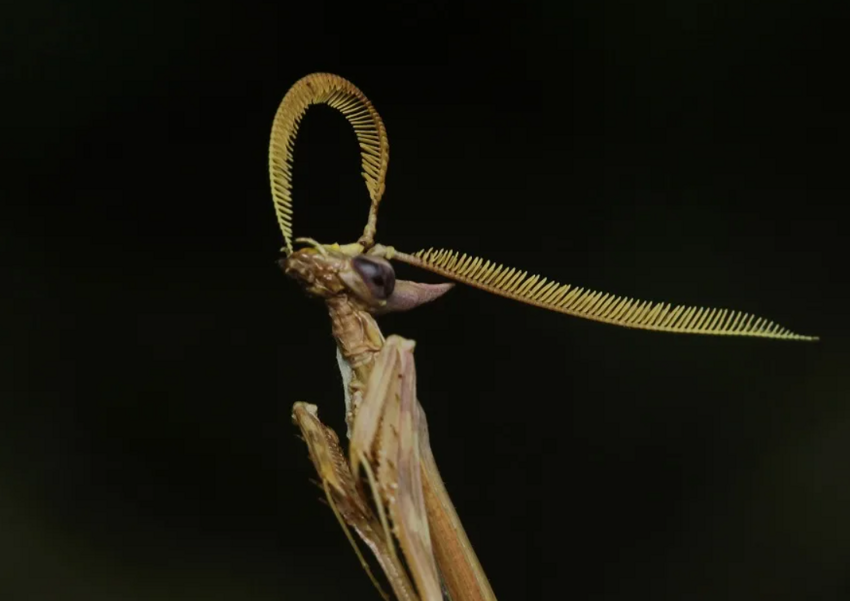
[{"left": 352, "top": 256, "right": 396, "bottom": 300}]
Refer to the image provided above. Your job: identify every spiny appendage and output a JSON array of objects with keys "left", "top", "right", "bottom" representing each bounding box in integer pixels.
[
  {"left": 292, "top": 402, "right": 415, "bottom": 601},
  {"left": 393, "top": 248, "right": 819, "bottom": 341},
  {"left": 269, "top": 73, "right": 390, "bottom": 254}
]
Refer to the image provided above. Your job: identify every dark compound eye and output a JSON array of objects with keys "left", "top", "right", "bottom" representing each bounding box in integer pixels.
[{"left": 352, "top": 256, "right": 396, "bottom": 300}]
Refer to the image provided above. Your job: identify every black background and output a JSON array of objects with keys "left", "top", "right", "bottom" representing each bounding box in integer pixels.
[{"left": 2, "top": 2, "right": 848, "bottom": 600}]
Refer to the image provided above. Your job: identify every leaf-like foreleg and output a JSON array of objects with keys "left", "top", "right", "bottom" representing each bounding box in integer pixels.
[
  {"left": 292, "top": 402, "right": 418, "bottom": 601},
  {"left": 350, "top": 335, "right": 443, "bottom": 601},
  {"left": 296, "top": 333, "right": 497, "bottom": 601}
]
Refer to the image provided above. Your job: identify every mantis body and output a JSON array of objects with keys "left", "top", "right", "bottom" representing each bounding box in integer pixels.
[{"left": 270, "top": 73, "right": 817, "bottom": 601}]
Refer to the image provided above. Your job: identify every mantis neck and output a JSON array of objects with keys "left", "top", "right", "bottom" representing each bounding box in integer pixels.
[
  {"left": 326, "top": 294, "right": 385, "bottom": 431},
  {"left": 326, "top": 294, "right": 385, "bottom": 367}
]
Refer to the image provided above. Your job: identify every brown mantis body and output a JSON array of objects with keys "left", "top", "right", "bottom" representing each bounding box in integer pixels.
[
  {"left": 285, "top": 242, "right": 488, "bottom": 601},
  {"left": 269, "top": 73, "right": 816, "bottom": 601}
]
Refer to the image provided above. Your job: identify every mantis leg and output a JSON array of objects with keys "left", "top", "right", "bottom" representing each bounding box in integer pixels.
[
  {"left": 353, "top": 335, "right": 498, "bottom": 601},
  {"left": 350, "top": 335, "right": 443, "bottom": 601},
  {"left": 418, "top": 411, "right": 498, "bottom": 601},
  {"left": 295, "top": 334, "right": 497, "bottom": 601},
  {"left": 292, "top": 402, "right": 418, "bottom": 601}
]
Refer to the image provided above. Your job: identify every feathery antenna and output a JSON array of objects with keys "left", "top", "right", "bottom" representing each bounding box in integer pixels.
[
  {"left": 269, "top": 73, "right": 389, "bottom": 255},
  {"left": 391, "top": 247, "right": 818, "bottom": 341}
]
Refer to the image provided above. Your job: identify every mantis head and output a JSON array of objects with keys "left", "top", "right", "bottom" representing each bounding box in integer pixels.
[{"left": 281, "top": 239, "right": 453, "bottom": 314}]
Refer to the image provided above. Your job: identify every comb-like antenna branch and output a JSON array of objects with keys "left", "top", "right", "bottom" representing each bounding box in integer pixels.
[
  {"left": 391, "top": 248, "right": 819, "bottom": 341},
  {"left": 269, "top": 73, "right": 390, "bottom": 254}
]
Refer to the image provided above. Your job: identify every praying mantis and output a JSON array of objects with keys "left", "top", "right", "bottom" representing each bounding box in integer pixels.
[{"left": 269, "top": 73, "right": 817, "bottom": 601}]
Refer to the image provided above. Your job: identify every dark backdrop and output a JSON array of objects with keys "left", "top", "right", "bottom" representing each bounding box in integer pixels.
[{"left": 2, "top": 2, "right": 847, "bottom": 600}]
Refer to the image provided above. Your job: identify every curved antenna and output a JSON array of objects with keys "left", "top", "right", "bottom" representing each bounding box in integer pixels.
[
  {"left": 269, "top": 73, "right": 390, "bottom": 255},
  {"left": 391, "top": 247, "right": 819, "bottom": 341}
]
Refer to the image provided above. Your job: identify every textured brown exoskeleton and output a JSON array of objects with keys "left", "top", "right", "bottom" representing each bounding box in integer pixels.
[{"left": 270, "top": 73, "right": 817, "bottom": 601}]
